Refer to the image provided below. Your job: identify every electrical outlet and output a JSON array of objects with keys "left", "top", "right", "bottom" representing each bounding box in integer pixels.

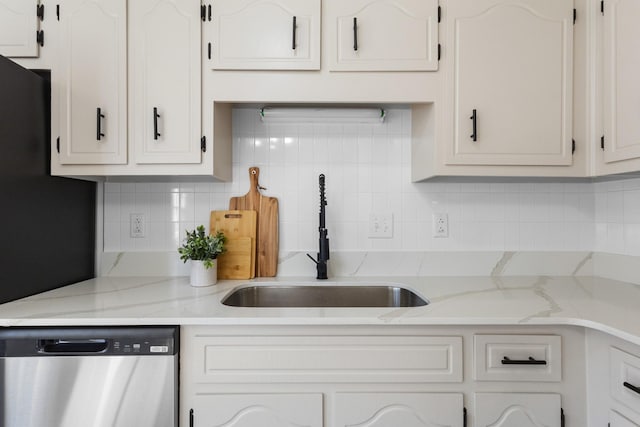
[
  {"left": 130, "top": 213, "right": 145, "bottom": 238},
  {"left": 432, "top": 213, "right": 448, "bottom": 238},
  {"left": 369, "top": 213, "right": 393, "bottom": 238}
]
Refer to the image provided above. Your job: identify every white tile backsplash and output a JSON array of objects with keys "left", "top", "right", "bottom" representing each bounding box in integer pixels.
[{"left": 101, "top": 107, "right": 640, "bottom": 256}]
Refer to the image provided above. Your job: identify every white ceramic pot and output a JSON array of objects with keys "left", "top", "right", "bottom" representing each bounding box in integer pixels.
[{"left": 190, "top": 260, "right": 217, "bottom": 287}]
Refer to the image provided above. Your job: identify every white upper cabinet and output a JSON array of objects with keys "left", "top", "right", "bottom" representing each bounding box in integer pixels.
[
  {"left": 326, "top": 0, "right": 439, "bottom": 71},
  {"left": 603, "top": 0, "right": 640, "bottom": 163},
  {"left": 56, "top": 0, "right": 127, "bottom": 164},
  {"left": 444, "top": 0, "right": 574, "bottom": 166},
  {"left": 129, "top": 0, "right": 202, "bottom": 164},
  {"left": 210, "top": 0, "right": 320, "bottom": 70},
  {"left": 0, "top": 0, "right": 42, "bottom": 57}
]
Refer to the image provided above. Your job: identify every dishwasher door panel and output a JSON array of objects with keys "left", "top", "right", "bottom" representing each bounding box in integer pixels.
[{"left": 1, "top": 355, "right": 176, "bottom": 427}]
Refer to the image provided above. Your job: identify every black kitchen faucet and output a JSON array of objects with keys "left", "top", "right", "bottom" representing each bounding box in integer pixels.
[{"left": 307, "top": 174, "right": 329, "bottom": 279}]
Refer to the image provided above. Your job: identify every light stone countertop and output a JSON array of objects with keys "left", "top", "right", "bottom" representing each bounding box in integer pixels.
[{"left": 1, "top": 275, "right": 640, "bottom": 345}]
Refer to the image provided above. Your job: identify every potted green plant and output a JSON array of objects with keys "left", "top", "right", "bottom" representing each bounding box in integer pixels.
[{"left": 178, "top": 225, "right": 225, "bottom": 287}]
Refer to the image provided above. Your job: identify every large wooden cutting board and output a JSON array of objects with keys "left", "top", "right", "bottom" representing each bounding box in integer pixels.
[
  {"left": 229, "top": 167, "right": 279, "bottom": 277},
  {"left": 210, "top": 210, "right": 257, "bottom": 279}
]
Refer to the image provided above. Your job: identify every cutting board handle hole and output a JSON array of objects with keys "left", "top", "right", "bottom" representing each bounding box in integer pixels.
[{"left": 225, "top": 214, "right": 243, "bottom": 218}]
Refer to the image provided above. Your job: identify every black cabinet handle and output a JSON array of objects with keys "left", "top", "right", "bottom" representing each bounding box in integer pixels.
[
  {"left": 292, "top": 16, "right": 297, "bottom": 50},
  {"left": 353, "top": 17, "right": 358, "bottom": 51},
  {"left": 96, "top": 108, "right": 105, "bottom": 141},
  {"left": 470, "top": 109, "right": 477, "bottom": 141},
  {"left": 153, "top": 107, "right": 161, "bottom": 140},
  {"left": 189, "top": 408, "right": 194, "bottom": 427},
  {"left": 624, "top": 381, "right": 640, "bottom": 395},
  {"left": 501, "top": 356, "right": 547, "bottom": 365}
]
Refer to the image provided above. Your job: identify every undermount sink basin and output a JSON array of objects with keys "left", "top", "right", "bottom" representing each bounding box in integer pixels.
[{"left": 221, "top": 284, "right": 428, "bottom": 308}]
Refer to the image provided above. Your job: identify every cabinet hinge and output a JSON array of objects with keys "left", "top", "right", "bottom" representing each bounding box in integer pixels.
[
  {"left": 438, "top": 43, "right": 441, "bottom": 61},
  {"left": 56, "top": 5, "right": 59, "bottom": 21},
  {"left": 208, "top": 4, "right": 212, "bottom": 21},
  {"left": 201, "top": 136, "right": 207, "bottom": 153},
  {"left": 189, "top": 409, "right": 194, "bottom": 427},
  {"left": 601, "top": 0, "right": 604, "bottom": 15},
  {"left": 572, "top": 139, "right": 576, "bottom": 154},
  {"left": 208, "top": 42, "right": 212, "bottom": 59},
  {"left": 601, "top": 135, "right": 605, "bottom": 150},
  {"left": 56, "top": 137, "right": 60, "bottom": 153},
  {"left": 200, "top": 5, "right": 206, "bottom": 21},
  {"left": 561, "top": 408, "right": 565, "bottom": 427},
  {"left": 463, "top": 407, "right": 467, "bottom": 427},
  {"left": 36, "top": 4, "right": 44, "bottom": 21},
  {"left": 36, "top": 30, "right": 44, "bottom": 47},
  {"left": 438, "top": 6, "right": 441, "bottom": 23},
  {"left": 573, "top": 8, "right": 577, "bottom": 24}
]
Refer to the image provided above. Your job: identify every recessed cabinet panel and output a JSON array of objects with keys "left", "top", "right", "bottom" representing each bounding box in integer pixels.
[
  {"left": 56, "top": 0, "right": 127, "bottom": 164},
  {"left": 334, "top": 393, "right": 463, "bottom": 427},
  {"left": 130, "top": 0, "right": 201, "bottom": 164},
  {"left": 603, "top": 0, "right": 640, "bottom": 163},
  {"left": 211, "top": 0, "right": 320, "bottom": 70},
  {"left": 0, "top": 0, "right": 40, "bottom": 57},
  {"left": 195, "top": 335, "right": 462, "bottom": 383},
  {"left": 475, "top": 393, "right": 561, "bottom": 427},
  {"left": 327, "top": 0, "right": 439, "bottom": 71},
  {"left": 445, "top": 0, "right": 573, "bottom": 166},
  {"left": 611, "top": 410, "right": 640, "bottom": 427},
  {"left": 192, "top": 393, "right": 323, "bottom": 427}
]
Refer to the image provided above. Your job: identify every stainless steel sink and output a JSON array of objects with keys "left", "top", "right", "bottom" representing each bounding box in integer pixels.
[{"left": 221, "top": 284, "right": 428, "bottom": 308}]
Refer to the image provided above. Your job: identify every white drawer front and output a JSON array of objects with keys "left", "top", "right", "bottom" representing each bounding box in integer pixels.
[
  {"left": 195, "top": 335, "right": 462, "bottom": 383},
  {"left": 611, "top": 347, "right": 640, "bottom": 415},
  {"left": 474, "top": 335, "right": 562, "bottom": 382},
  {"left": 611, "top": 410, "right": 640, "bottom": 427}
]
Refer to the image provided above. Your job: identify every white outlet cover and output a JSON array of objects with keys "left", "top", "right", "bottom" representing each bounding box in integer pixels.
[
  {"left": 369, "top": 213, "right": 393, "bottom": 238},
  {"left": 432, "top": 213, "right": 449, "bottom": 238},
  {"left": 130, "top": 213, "right": 145, "bottom": 238}
]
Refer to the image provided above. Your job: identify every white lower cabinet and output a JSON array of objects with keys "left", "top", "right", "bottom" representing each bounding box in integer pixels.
[
  {"left": 191, "top": 393, "right": 323, "bottom": 427},
  {"left": 474, "top": 393, "right": 561, "bottom": 427},
  {"left": 334, "top": 392, "right": 463, "bottom": 427},
  {"left": 611, "top": 410, "right": 640, "bottom": 427}
]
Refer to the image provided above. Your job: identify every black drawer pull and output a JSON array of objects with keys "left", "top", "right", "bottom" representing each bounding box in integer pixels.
[
  {"left": 353, "top": 17, "right": 358, "bottom": 51},
  {"left": 624, "top": 381, "right": 640, "bottom": 395},
  {"left": 292, "top": 16, "right": 297, "bottom": 50},
  {"left": 501, "top": 356, "right": 547, "bottom": 365},
  {"left": 470, "top": 109, "right": 477, "bottom": 141},
  {"left": 153, "top": 107, "right": 161, "bottom": 140},
  {"left": 96, "top": 108, "right": 105, "bottom": 141}
]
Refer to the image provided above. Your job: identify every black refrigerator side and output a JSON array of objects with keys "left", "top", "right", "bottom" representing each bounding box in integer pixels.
[{"left": 0, "top": 55, "right": 95, "bottom": 304}]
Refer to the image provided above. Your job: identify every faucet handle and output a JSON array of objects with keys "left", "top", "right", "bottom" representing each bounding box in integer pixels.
[{"left": 306, "top": 253, "right": 318, "bottom": 265}]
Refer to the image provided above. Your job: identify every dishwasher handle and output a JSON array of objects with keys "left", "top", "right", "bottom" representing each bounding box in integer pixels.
[{"left": 38, "top": 339, "right": 108, "bottom": 353}]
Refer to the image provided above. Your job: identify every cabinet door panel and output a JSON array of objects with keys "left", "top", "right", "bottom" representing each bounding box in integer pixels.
[
  {"left": 56, "top": 0, "right": 127, "bottom": 164},
  {"left": 0, "top": 0, "right": 39, "bottom": 57},
  {"left": 130, "top": 0, "right": 201, "bottom": 164},
  {"left": 446, "top": 0, "right": 573, "bottom": 166},
  {"left": 328, "top": 0, "right": 439, "bottom": 71},
  {"left": 603, "top": 0, "right": 640, "bottom": 163},
  {"left": 475, "top": 393, "right": 561, "bottom": 427},
  {"left": 611, "top": 410, "right": 640, "bottom": 427},
  {"left": 334, "top": 393, "right": 463, "bottom": 427},
  {"left": 211, "top": 0, "right": 320, "bottom": 70},
  {"left": 192, "top": 393, "right": 322, "bottom": 427}
]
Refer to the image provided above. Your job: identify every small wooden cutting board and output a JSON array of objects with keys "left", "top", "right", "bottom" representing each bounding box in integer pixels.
[
  {"left": 210, "top": 210, "right": 257, "bottom": 279},
  {"left": 229, "top": 167, "right": 279, "bottom": 277}
]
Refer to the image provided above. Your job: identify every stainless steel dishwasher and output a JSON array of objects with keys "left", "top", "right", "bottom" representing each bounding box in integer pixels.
[{"left": 0, "top": 326, "right": 178, "bottom": 427}]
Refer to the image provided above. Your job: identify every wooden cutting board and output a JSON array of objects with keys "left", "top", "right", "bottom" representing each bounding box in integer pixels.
[
  {"left": 210, "top": 210, "right": 257, "bottom": 279},
  {"left": 229, "top": 167, "right": 279, "bottom": 277}
]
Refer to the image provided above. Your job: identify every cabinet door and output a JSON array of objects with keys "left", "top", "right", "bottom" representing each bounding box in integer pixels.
[
  {"left": 334, "top": 393, "right": 463, "bottom": 427},
  {"left": 445, "top": 0, "right": 573, "bottom": 166},
  {"left": 0, "top": 0, "right": 40, "bottom": 57},
  {"left": 56, "top": 0, "right": 127, "bottom": 164},
  {"left": 603, "top": 0, "right": 640, "bottom": 163},
  {"left": 130, "top": 0, "right": 202, "bottom": 164},
  {"left": 211, "top": 0, "right": 320, "bottom": 70},
  {"left": 326, "top": 0, "right": 439, "bottom": 71},
  {"left": 190, "top": 393, "right": 323, "bottom": 427},
  {"left": 475, "top": 393, "right": 561, "bottom": 427},
  {"left": 611, "top": 410, "right": 640, "bottom": 427}
]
